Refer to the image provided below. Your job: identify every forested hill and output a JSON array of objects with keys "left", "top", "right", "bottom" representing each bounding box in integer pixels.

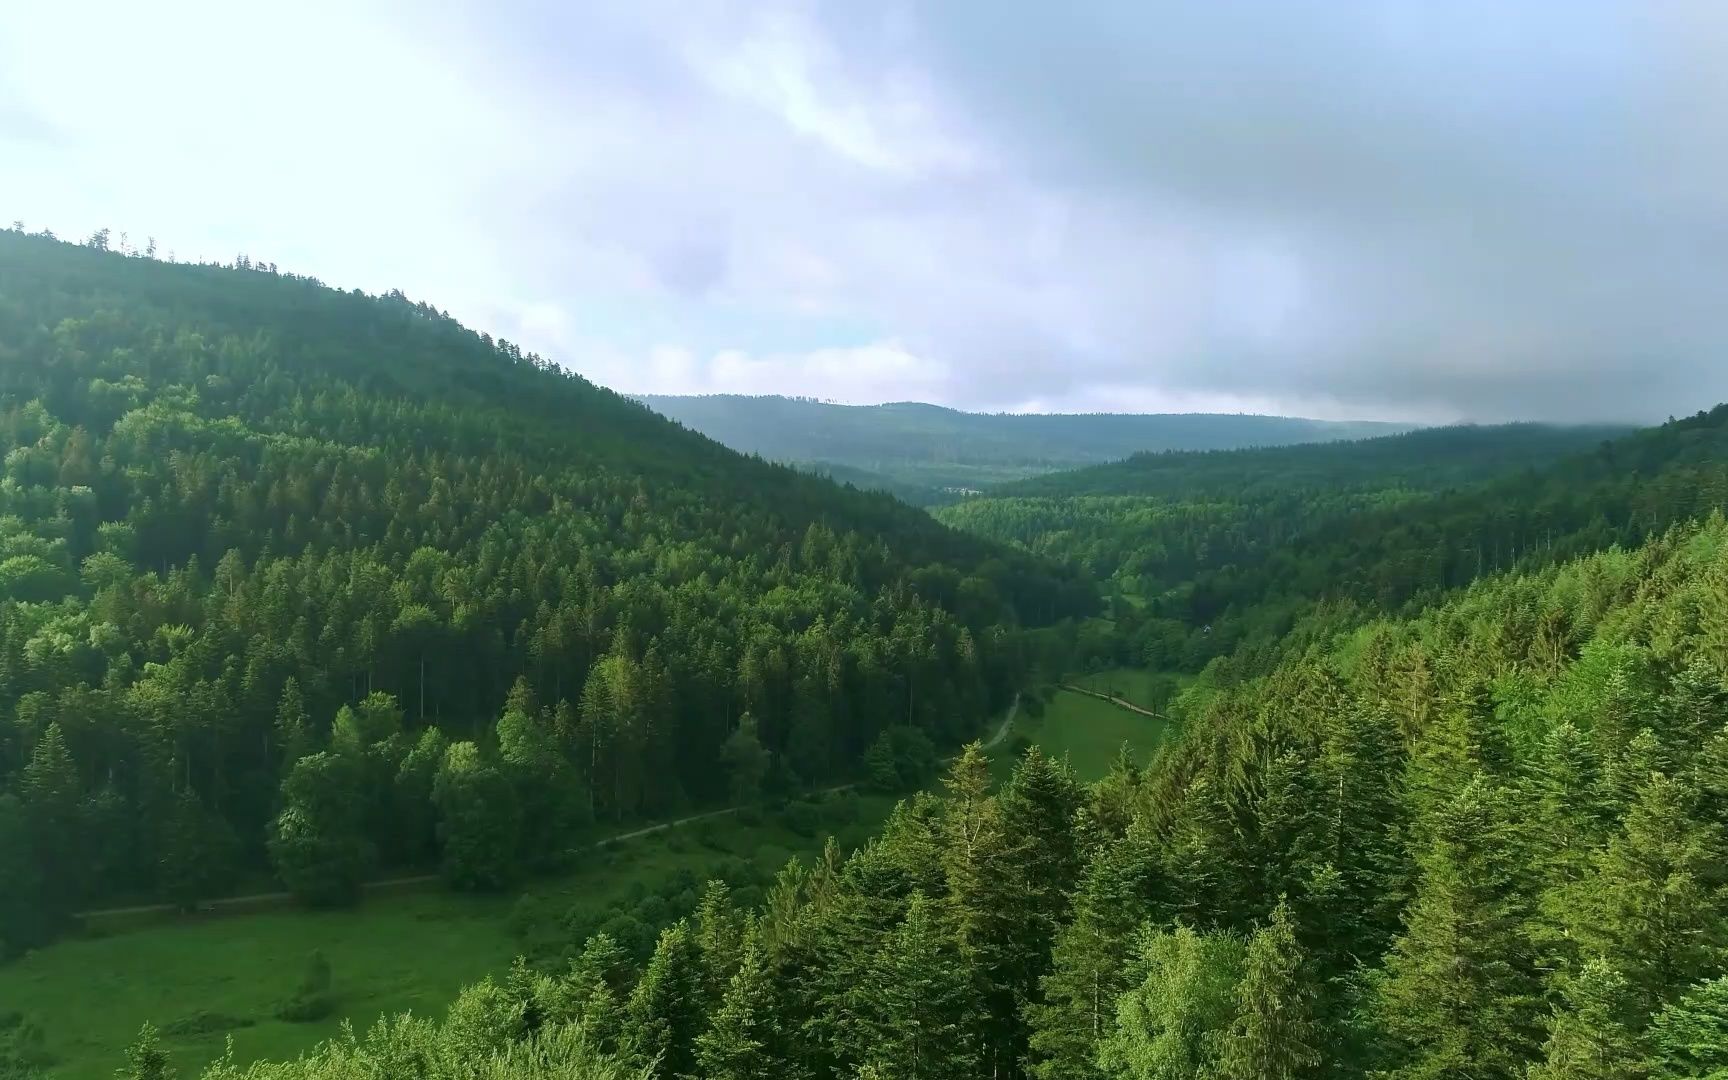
[
  {"left": 1159, "top": 405, "right": 1728, "bottom": 672},
  {"left": 149, "top": 512, "right": 1728, "bottom": 1080},
  {"left": 993, "top": 420, "right": 1633, "bottom": 499},
  {"left": 638, "top": 393, "right": 1412, "bottom": 502},
  {"left": 0, "top": 231, "right": 1091, "bottom": 951}
]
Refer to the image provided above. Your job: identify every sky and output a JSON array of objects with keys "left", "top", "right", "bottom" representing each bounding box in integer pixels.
[{"left": 4, "top": 1, "right": 1727, "bottom": 423}]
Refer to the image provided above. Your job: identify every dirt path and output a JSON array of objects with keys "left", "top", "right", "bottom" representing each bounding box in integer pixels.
[
  {"left": 980, "top": 693, "right": 1020, "bottom": 750},
  {"left": 1060, "top": 683, "right": 1166, "bottom": 720},
  {"left": 76, "top": 694, "right": 1023, "bottom": 924}
]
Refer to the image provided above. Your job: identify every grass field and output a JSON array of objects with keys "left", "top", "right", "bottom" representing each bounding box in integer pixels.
[
  {"left": 1069, "top": 667, "right": 1190, "bottom": 714},
  {"left": 1000, "top": 685, "right": 1175, "bottom": 782},
  {"left": 0, "top": 799, "right": 892, "bottom": 1080}
]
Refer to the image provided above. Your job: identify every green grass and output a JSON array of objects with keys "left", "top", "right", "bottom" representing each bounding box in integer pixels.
[
  {"left": 0, "top": 799, "right": 895, "bottom": 1080},
  {"left": 1069, "top": 667, "right": 1191, "bottom": 714},
  {"left": 1, "top": 889, "right": 519, "bottom": 1079},
  {"left": 1001, "top": 685, "right": 1175, "bottom": 782}
]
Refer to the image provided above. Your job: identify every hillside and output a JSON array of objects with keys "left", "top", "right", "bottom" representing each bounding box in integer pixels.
[
  {"left": 936, "top": 423, "right": 1631, "bottom": 661},
  {"left": 124, "top": 514, "right": 1728, "bottom": 1080},
  {"left": 638, "top": 394, "right": 1412, "bottom": 502},
  {"left": 0, "top": 232, "right": 1092, "bottom": 955},
  {"left": 991, "top": 421, "right": 1632, "bottom": 500}
]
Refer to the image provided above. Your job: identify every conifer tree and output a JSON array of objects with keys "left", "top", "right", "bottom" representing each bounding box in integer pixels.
[
  {"left": 695, "top": 920, "right": 784, "bottom": 1080},
  {"left": 939, "top": 741, "right": 1022, "bottom": 1070},
  {"left": 1026, "top": 821, "right": 1161, "bottom": 1080},
  {"left": 1569, "top": 773, "right": 1727, "bottom": 1021},
  {"left": 850, "top": 892, "right": 982, "bottom": 1080},
  {"left": 1528, "top": 959, "right": 1645, "bottom": 1080},
  {"left": 623, "top": 920, "right": 706, "bottom": 1079},
  {"left": 1217, "top": 900, "right": 1322, "bottom": 1080},
  {"left": 541, "top": 932, "right": 630, "bottom": 1050},
  {"left": 695, "top": 879, "right": 745, "bottom": 1007},
  {"left": 1374, "top": 775, "right": 1542, "bottom": 1080},
  {"left": 116, "top": 1023, "right": 172, "bottom": 1080},
  {"left": 275, "top": 677, "right": 312, "bottom": 772},
  {"left": 1647, "top": 975, "right": 1728, "bottom": 1080}
]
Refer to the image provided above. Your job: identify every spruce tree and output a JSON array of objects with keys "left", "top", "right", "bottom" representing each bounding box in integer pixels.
[
  {"left": 938, "top": 741, "right": 1021, "bottom": 1071},
  {"left": 1528, "top": 959, "right": 1645, "bottom": 1080},
  {"left": 999, "top": 745, "right": 1086, "bottom": 1007},
  {"left": 623, "top": 920, "right": 705, "bottom": 1079},
  {"left": 1648, "top": 975, "right": 1728, "bottom": 1080},
  {"left": 1374, "top": 775, "right": 1542, "bottom": 1080},
  {"left": 850, "top": 892, "right": 982, "bottom": 1080},
  {"left": 115, "top": 1023, "right": 172, "bottom": 1080},
  {"left": 1217, "top": 900, "right": 1322, "bottom": 1080},
  {"left": 695, "top": 920, "right": 784, "bottom": 1080},
  {"left": 1026, "top": 821, "right": 1161, "bottom": 1080},
  {"left": 1569, "top": 773, "right": 1727, "bottom": 1021},
  {"left": 695, "top": 879, "right": 745, "bottom": 1006}
]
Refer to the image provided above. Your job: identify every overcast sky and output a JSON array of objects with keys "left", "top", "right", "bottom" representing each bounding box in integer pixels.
[{"left": 5, "top": 2, "right": 1727, "bottom": 422}]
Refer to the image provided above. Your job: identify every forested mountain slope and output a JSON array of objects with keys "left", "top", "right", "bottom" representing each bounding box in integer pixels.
[
  {"left": 639, "top": 394, "right": 1412, "bottom": 503},
  {"left": 992, "top": 421, "right": 1631, "bottom": 500},
  {"left": 0, "top": 232, "right": 1091, "bottom": 952},
  {"left": 154, "top": 515, "right": 1728, "bottom": 1080},
  {"left": 1155, "top": 406, "right": 1728, "bottom": 675},
  {"left": 936, "top": 423, "right": 1630, "bottom": 663}
]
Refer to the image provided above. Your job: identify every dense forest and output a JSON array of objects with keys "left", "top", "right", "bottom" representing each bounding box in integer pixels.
[
  {"left": 112, "top": 482, "right": 1728, "bottom": 1080},
  {"left": 0, "top": 231, "right": 1094, "bottom": 955},
  {"left": 938, "top": 414, "right": 1728, "bottom": 676},
  {"left": 639, "top": 395, "right": 1410, "bottom": 504}
]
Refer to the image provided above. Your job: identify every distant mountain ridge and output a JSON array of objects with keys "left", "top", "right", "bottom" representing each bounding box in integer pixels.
[{"left": 637, "top": 393, "right": 1414, "bottom": 502}]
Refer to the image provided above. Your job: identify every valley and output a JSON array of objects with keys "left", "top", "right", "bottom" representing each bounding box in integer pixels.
[{"left": 4, "top": 231, "right": 1728, "bottom": 1080}]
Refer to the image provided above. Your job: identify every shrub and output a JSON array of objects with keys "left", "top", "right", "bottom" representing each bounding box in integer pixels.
[
  {"left": 780, "top": 800, "right": 822, "bottom": 838},
  {"left": 275, "top": 950, "right": 335, "bottom": 1023}
]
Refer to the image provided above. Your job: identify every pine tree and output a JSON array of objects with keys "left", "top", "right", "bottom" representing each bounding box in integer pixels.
[
  {"left": 721, "top": 713, "right": 770, "bottom": 806},
  {"left": 1160, "top": 773, "right": 1241, "bottom": 929},
  {"left": 275, "top": 677, "right": 312, "bottom": 772},
  {"left": 539, "top": 933, "right": 630, "bottom": 1049},
  {"left": 1528, "top": 959, "right": 1645, "bottom": 1080},
  {"left": 623, "top": 920, "right": 705, "bottom": 1079},
  {"left": 1374, "top": 775, "right": 1542, "bottom": 1080},
  {"left": 938, "top": 741, "right": 1022, "bottom": 1071},
  {"left": 1647, "top": 975, "right": 1728, "bottom": 1080},
  {"left": 22, "top": 722, "right": 83, "bottom": 914},
  {"left": 1217, "top": 900, "right": 1322, "bottom": 1080},
  {"left": 695, "top": 879, "right": 745, "bottom": 1006},
  {"left": 1025, "top": 821, "right": 1160, "bottom": 1080},
  {"left": 850, "top": 892, "right": 982, "bottom": 1080},
  {"left": 1569, "top": 773, "right": 1727, "bottom": 1021},
  {"left": 1000, "top": 745, "right": 1086, "bottom": 955},
  {"left": 695, "top": 920, "right": 784, "bottom": 1080}
]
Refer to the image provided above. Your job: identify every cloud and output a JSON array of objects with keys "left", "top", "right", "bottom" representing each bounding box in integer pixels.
[{"left": 6, "top": 1, "right": 1728, "bottom": 422}]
